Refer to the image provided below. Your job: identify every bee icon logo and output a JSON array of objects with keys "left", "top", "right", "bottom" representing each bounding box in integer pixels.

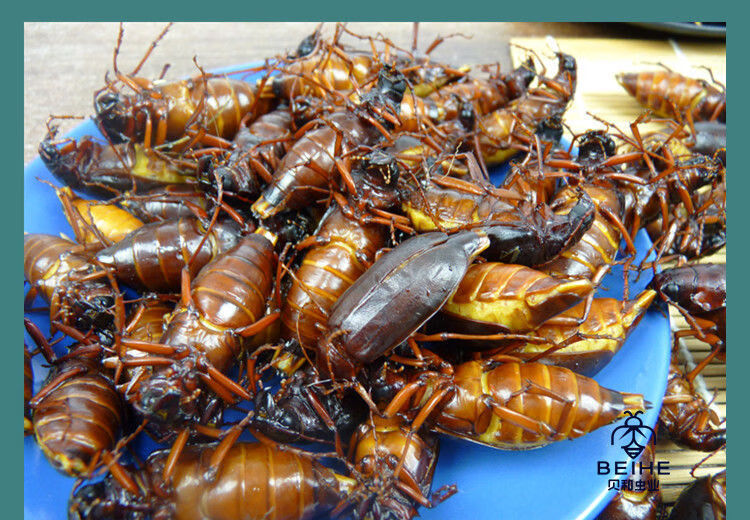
[{"left": 610, "top": 411, "right": 654, "bottom": 459}]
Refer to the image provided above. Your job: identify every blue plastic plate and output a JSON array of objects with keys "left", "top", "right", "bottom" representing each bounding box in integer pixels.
[{"left": 24, "top": 63, "right": 670, "bottom": 520}]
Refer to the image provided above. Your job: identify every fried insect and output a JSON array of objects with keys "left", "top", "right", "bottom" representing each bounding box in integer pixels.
[
  {"left": 117, "top": 185, "right": 209, "bottom": 222},
  {"left": 380, "top": 359, "right": 647, "bottom": 450},
  {"left": 252, "top": 365, "right": 368, "bottom": 447},
  {"left": 437, "top": 262, "right": 593, "bottom": 345},
  {"left": 128, "top": 231, "right": 277, "bottom": 437},
  {"left": 404, "top": 181, "right": 595, "bottom": 266},
  {"left": 24, "top": 234, "right": 117, "bottom": 344},
  {"left": 251, "top": 66, "right": 410, "bottom": 219},
  {"left": 350, "top": 413, "right": 448, "bottom": 519},
  {"left": 198, "top": 107, "right": 294, "bottom": 199},
  {"left": 55, "top": 185, "right": 144, "bottom": 251},
  {"left": 617, "top": 70, "right": 725, "bottom": 123},
  {"left": 540, "top": 184, "right": 625, "bottom": 281},
  {"left": 281, "top": 205, "right": 387, "bottom": 349},
  {"left": 511, "top": 290, "right": 656, "bottom": 376},
  {"left": 32, "top": 355, "right": 124, "bottom": 477},
  {"left": 658, "top": 361, "right": 725, "bottom": 452},
  {"left": 667, "top": 470, "right": 726, "bottom": 520},
  {"left": 315, "top": 230, "right": 489, "bottom": 380},
  {"left": 39, "top": 134, "right": 195, "bottom": 199},
  {"left": 478, "top": 53, "right": 577, "bottom": 164},
  {"left": 95, "top": 217, "right": 243, "bottom": 293},
  {"left": 69, "top": 442, "right": 357, "bottom": 520}
]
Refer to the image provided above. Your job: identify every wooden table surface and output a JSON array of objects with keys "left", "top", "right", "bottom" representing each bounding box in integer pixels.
[
  {"left": 23, "top": 21, "right": 727, "bottom": 515},
  {"left": 23, "top": 21, "right": 720, "bottom": 163}
]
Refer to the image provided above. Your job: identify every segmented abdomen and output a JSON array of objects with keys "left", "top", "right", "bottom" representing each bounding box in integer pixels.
[
  {"left": 435, "top": 361, "right": 643, "bottom": 449},
  {"left": 281, "top": 206, "right": 386, "bottom": 348},
  {"left": 32, "top": 360, "right": 123, "bottom": 476},
  {"left": 154, "top": 443, "right": 346, "bottom": 520},
  {"left": 95, "top": 218, "right": 242, "bottom": 292}
]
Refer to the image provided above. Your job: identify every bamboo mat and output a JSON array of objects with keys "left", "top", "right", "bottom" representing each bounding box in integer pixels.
[{"left": 510, "top": 38, "right": 726, "bottom": 511}]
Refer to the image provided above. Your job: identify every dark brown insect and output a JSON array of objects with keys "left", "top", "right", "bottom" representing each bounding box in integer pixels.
[
  {"left": 658, "top": 361, "right": 725, "bottom": 452},
  {"left": 540, "top": 184, "right": 626, "bottom": 281},
  {"left": 667, "top": 470, "right": 726, "bottom": 520},
  {"left": 617, "top": 70, "right": 725, "bottom": 123},
  {"left": 198, "top": 106, "right": 294, "bottom": 199},
  {"left": 404, "top": 180, "right": 595, "bottom": 266},
  {"left": 39, "top": 134, "right": 195, "bottom": 199},
  {"left": 379, "top": 359, "right": 647, "bottom": 450},
  {"left": 595, "top": 439, "right": 660, "bottom": 520},
  {"left": 24, "top": 234, "right": 117, "bottom": 344},
  {"left": 95, "top": 217, "right": 243, "bottom": 293},
  {"left": 314, "top": 230, "right": 489, "bottom": 380},
  {"left": 31, "top": 355, "right": 124, "bottom": 477},
  {"left": 478, "top": 53, "right": 577, "bottom": 164},
  {"left": 117, "top": 184, "right": 209, "bottom": 222},
  {"left": 280, "top": 205, "right": 387, "bottom": 349},
  {"left": 69, "top": 442, "right": 357, "bottom": 520},
  {"left": 251, "top": 67, "right": 408, "bottom": 219},
  {"left": 252, "top": 365, "right": 368, "bottom": 448},
  {"left": 649, "top": 263, "right": 725, "bottom": 381}
]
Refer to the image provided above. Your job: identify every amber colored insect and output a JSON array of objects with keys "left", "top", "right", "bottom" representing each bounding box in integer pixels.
[
  {"left": 129, "top": 231, "right": 277, "bottom": 435},
  {"left": 32, "top": 356, "right": 124, "bottom": 477},
  {"left": 617, "top": 70, "right": 725, "bottom": 123},
  {"left": 478, "top": 53, "right": 577, "bottom": 164},
  {"left": 39, "top": 134, "right": 195, "bottom": 199},
  {"left": 540, "top": 184, "right": 625, "bottom": 281},
  {"left": 55, "top": 185, "right": 144, "bottom": 251},
  {"left": 198, "top": 107, "right": 294, "bottom": 199},
  {"left": 281, "top": 205, "right": 387, "bottom": 349},
  {"left": 96, "top": 71, "right": 274, "bottom": 147},
  {"left": 595, "top": 440, "right": 660, "bottom": 520},
  {"left": 69, "top": 442, "right": 358, "bottom": 520},
  {"left": 24, "top": 234, "right": 116, "bottom": 343},
  {"left": 512, "top": 290, "right": 656, "bottom": 376},
  {"left": 439, "top": 262, "right": 593, "bottom": 342},
  {"left": 350, "top": 414, "right": 449, "bottom": 518},
  {"left": 251, "top": 109, "right": 380, "bottom": 219},
  {"left": 667, "top": 470, "right": 726, "bottom": 520},
  {"left": 95, "top": 217, "right": 242, "bottom": 293},
  {"left": 659, "top": 361, "right": 725, "bottom": 452},
  {"left": 381, "top": 360, "right": 646, "bottom": 450}
]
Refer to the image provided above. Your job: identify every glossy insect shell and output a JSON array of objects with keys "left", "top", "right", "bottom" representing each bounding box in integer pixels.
[
  {"left": 281, "top": 206, "right": 387, "bottom": 348},
  {"left": 33, "top": 359, "right": 123, "bottom": 477},
  {"left": 327, "top": 230, "right": 490, "bottom": 365}
]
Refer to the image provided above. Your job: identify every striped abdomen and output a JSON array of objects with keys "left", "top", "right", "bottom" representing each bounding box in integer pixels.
[
  {"left": 617, "top": 70, "right": 725, "bottom": 123},
  {"left": 252, "top": 111, "right": 375, "bottom": 218},
  {"left": 514, "top": 290, "right": 656, "bottom": 376},
  {"left": 32, "top": 359, "right": 123, "bottom": 476},
  {"left": 95, "top": 218, "right": 242, "bottom": 293},
  {"left": 431, "top": 361, "right": 644, "bottom": 449},
  {"left": 153, "top": 443, "right": 348, "bottom": 520},
  {"left": 541, "top": 185, "right": 623, "bottom": 280},
  {"left": 281, "top": 206, "right": 386, "bottom": 348},
  {"left": 441, "top": 262, "right": 592, "bottom": 335}
]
